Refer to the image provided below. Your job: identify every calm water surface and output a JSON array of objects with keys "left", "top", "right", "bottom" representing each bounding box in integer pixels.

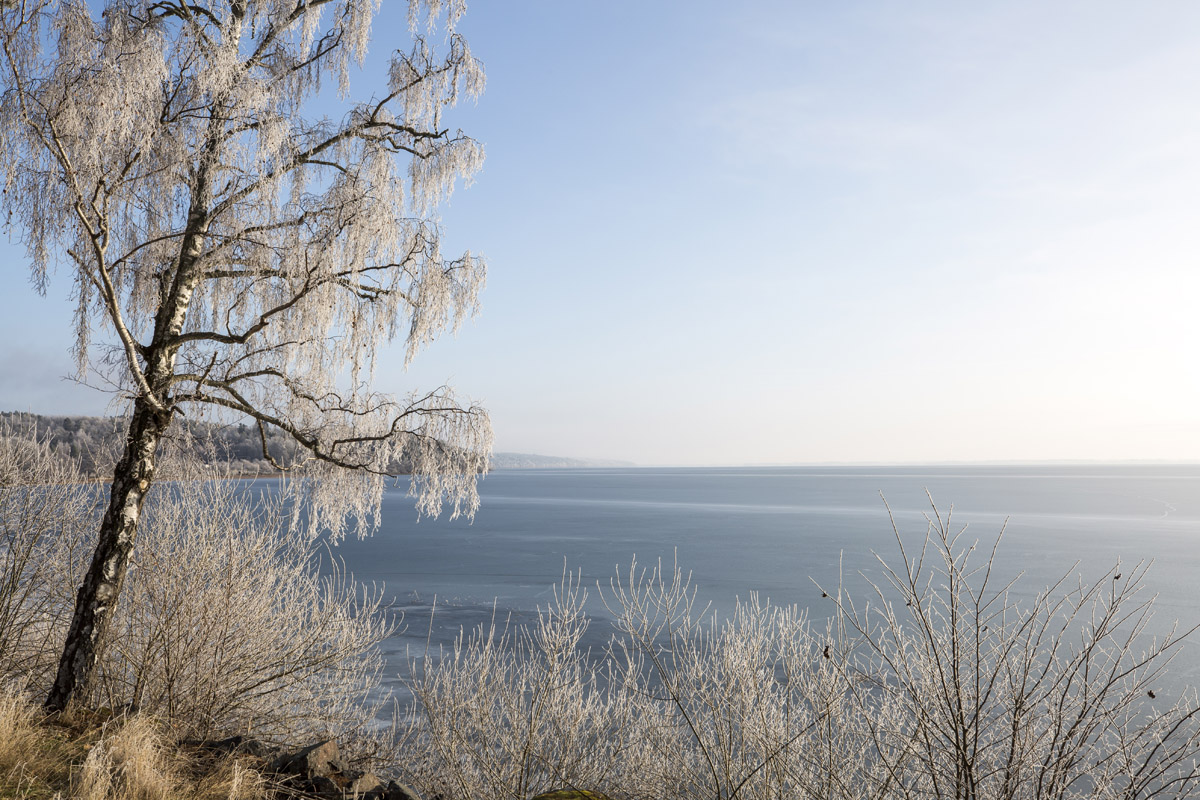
[{"left": 328, "top": 465, "right": 1200, "bottom": 695}]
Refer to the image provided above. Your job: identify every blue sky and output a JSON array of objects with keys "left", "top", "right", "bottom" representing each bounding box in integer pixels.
[{"left": 3, "top": 1, "right": 1200, "bottom": 465}]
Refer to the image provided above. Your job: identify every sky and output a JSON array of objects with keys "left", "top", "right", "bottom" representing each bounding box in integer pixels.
[{"left": 2, "top": 1, "right": 1200, "bottom": 465}]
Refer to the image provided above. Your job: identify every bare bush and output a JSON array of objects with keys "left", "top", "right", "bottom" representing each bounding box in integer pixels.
[
  {"left": 601, "top": 559, "right": 867, "bottom": 800},
  {"left": 0, "top": 423, "right": 99, "bottom": 692},
  {"left": 0, "top": 424, "right": 394, "bottom": 750},
  {"left": 404, "top": 575, "right": 629, "bottom": 799},
  {"left": 402, "top": 564, "right": 873, "bottom": 800},
  {"left": 819, "top": 504, "right": 1200, "bottom": 800},
  {"left": 94, "top": 472, "right": 396, "bottom": 747},
  {"left": 402, "top": 513, "right": 1200, "bottom": 800}
]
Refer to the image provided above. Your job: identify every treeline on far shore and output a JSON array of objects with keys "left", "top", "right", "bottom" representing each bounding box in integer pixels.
[
  {"left": 0, "top": 411, "right": 631, "bottom": 480},
  {"left": 1, "top": 411, "right": 319, "bottom": 480}
]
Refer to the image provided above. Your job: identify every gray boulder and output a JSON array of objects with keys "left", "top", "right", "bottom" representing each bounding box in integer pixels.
[{"left": 267, "top": 739, "right": 349, "bottom": 779}]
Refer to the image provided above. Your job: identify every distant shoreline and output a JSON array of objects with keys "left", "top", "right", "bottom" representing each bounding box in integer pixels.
[{"left": 490, "top": 452, "right": 636, "bottom": 469}]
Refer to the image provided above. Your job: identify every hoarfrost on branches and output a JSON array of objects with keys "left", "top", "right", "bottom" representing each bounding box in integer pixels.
[{"left": 0, "top": 0, "right": 493, "bottom": 526}]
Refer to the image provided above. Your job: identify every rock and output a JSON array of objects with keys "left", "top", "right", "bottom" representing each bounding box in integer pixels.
[
  {"left": 309, "top": 775, "right": 341, "bottom": 798},
  {"left": 348, "top": 772, "right": 386, "bottom": 795},
  {"left": 267, "top": 739, "right": 347, "bottom": 779},
  {"left": 237, "top": 736, "right": 421, "bottom": 799},
  {"left": 188, "top": 734, "right": 279, "bottom": 761},
  {"left": 530, "top": 792, "right": 613, "bottom": 800},
  {"left": 382, "top": 781, "right": 423, "bottom": 800}
]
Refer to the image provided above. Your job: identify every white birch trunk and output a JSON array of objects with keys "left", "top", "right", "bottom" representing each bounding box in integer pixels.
[{"left": 45, "top": 398, "right": 168, "bottom": 710}]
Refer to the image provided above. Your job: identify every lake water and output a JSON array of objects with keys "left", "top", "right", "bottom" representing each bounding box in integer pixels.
[{"left": 328, "top": 465, "right": 1200, "bottom": 697}]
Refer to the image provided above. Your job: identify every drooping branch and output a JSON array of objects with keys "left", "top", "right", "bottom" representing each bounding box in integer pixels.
[
  {"left": 171, "top": 377, "right": 485, "bottom": 479},
  {"left": 146, "top": 2, "right": 223, "bottom": 31}
]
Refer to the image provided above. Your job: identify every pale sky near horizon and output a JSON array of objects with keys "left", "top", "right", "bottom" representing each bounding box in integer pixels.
[{"left": 2, "top": 1, "right": 1199, "bottom": 466}]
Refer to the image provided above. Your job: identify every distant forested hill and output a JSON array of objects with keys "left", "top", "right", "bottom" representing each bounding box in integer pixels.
[
  {"left": 0, "top": 411, "right": 305, "bottom": 478},
  {"left": 1, "top": 412, "right": 632, "bottom": 477}
]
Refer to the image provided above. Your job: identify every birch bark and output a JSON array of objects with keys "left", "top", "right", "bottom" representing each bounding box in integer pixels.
[
  {"left": 45, "top": 397, "right": 168, "bottom": 710},
  {"left": 46, "top": 183, "right": 210, "bottom": 710}
]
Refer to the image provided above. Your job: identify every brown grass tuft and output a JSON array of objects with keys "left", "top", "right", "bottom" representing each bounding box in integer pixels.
[
  {"left": 0, "top": 689, "right": 272, "bottom": 800},
  {"left": 0, "top": 691, "right": 45, "bottom": 773},
  {"left": 76, "top": 716, "right": 180, "bottom": 800}
]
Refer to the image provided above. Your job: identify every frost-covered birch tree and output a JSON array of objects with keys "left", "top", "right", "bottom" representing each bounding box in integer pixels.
[{"left": 0, "top": 0, "right": 492, "bottom": 711}]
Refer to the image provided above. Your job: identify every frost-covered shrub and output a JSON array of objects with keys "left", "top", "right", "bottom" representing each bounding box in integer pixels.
[
  {"left": 0, "top": 424, "right": 393, "bottom": 750},
  {"left": 402, "top": 512, "right": 1200, "bottom": 800},
  {"left": 96, "top": 472, "right": 395, "bottom": 746},
  {"left": 0, "top": 422, "right": 98, "bottom": 692}
]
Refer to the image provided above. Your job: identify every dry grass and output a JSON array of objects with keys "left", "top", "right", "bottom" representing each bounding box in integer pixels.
[
  {"left": 0, "top": 691, "right": 271, "bottom": 800},
  {"left": 0, "top": 690, "right": 52, "bottom": 798},
  {"left": 0, "top": 692, "right": 46, "bottom": 772},
  {"left": 75, "top": 716, "right": 182, "bottom": 800}
]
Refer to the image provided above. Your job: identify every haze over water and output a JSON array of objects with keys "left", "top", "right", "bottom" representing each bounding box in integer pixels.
[{"left": 328, "top": 464, "right": 1200, "bottom": 697}]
